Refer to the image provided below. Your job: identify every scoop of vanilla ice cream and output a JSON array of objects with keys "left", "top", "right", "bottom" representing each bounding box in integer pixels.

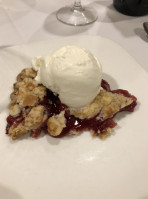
[{"left": 32, "top": 46, "right": 102, "bottom": 109}]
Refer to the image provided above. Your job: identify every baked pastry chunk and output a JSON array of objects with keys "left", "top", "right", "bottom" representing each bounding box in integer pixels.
[{"left": 6, "top": 68, "right": 137, "bottom": 140}]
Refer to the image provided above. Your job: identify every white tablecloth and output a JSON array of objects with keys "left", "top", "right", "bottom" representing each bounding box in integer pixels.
[{"left": 0, "top": 0, "right": 148, "bottom": 72}]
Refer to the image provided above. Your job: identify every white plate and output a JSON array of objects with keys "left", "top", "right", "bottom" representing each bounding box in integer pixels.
[{"left": 0, "top": 36, "right": 148, "bottom": 199}]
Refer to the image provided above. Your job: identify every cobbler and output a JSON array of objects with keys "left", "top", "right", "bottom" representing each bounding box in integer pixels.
[{"left": 6, "top": 68, "right": 137, "bottom": 140}]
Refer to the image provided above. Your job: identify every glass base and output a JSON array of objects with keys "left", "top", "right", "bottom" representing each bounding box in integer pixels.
[{"left": 56, "top": 6, "right": 98, "bottom": 26}]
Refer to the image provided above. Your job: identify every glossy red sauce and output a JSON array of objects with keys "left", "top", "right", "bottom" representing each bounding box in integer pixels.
[{"left": 6, "top": 79, "right": 137, "bottom": 138}]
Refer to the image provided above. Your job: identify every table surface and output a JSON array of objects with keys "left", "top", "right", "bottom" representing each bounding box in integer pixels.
[{"left": 0, "top": 0, "right": 148, "bottom": 74}]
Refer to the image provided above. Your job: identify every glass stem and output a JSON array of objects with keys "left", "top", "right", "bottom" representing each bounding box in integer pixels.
[{"left": 73, "top": 0, "right": 83, "bottom": 11}]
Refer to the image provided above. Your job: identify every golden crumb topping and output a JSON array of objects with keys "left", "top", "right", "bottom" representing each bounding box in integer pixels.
[
  {"left": 8, "top": 105, "right": 47, "bottom": 140},
  {"left": 9, "top": 68, "right": 46, "bottom": 117},
  {"left": 70, "top": 90, "right": 133, "bottom": 120},
  {"left": 47, "top": 111, "right": 66, "bottom": 136}
]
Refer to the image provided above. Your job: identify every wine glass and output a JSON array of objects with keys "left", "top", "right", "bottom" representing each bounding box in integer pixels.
[{"left": 56, "top": 0, "right": 98, "bottom": 26}]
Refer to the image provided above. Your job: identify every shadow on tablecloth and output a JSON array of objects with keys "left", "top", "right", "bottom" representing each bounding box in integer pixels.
[
  {"left": 43, "top": 11, "right": 95, "bottom": 36},
  {"left": 93, "top": 0, "right": 148, "bottom": 40}
]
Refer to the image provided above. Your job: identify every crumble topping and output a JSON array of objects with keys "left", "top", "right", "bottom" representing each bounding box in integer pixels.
[
  {"left": 17, "top": 68, "right": 37, "bottom": 81},
  {"left": 9, "top": 68, "right": 46, "bottom": 117},
  {"left": 70, "top": 90, "right": 133, "bottom": 120},
  {"left": 8, "top": 105, "right": 47, "bottom": 140},
  {"left": 47, "top": 111, "right": 66, "bottom": 136}
]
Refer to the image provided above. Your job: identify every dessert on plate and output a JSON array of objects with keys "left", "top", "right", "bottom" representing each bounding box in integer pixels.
[{"left": 6, "top": 46, "right": 137, "bottom": 140}]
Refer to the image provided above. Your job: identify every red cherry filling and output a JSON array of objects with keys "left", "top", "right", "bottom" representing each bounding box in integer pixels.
[
  {"left": 101, "top": 79, "right": 137, "bottom": 112},
  {"left": 56, "top": 114, "right": 117, "bottom": 138},
  {"left": 6, "top": 114, "right": 24, "bottom": 134},
  {"left": 6, "top": 79, "right": 137, "bottom": 138}
]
